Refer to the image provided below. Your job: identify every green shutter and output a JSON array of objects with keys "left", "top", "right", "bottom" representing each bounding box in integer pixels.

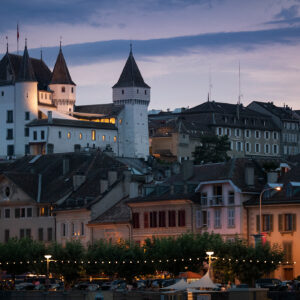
[
  {"left": 278, "top": 214, "right": 283, "bottom": 232},
  {"left": 256, "top": 215, "right": 260, "bottom": 232}
]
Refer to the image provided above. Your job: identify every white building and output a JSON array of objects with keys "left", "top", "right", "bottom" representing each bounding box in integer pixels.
[{"left": 0, "top": 42, "right": 150, "bottom": 160}]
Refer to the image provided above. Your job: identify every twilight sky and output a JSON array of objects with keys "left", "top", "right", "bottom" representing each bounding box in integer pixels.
[{"left": 2, "top": 0, "right": 300, "bottom": 110}]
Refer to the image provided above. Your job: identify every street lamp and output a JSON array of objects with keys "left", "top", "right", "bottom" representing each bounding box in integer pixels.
[
  {"left": 44, "top": 255, "right": 52, "bottom": 288},
  {"left": 258, "top": 186, "right": 281, "bottom": 237},
  {"left": 206, "top": 251, "right": 214, "bottom": 268}
]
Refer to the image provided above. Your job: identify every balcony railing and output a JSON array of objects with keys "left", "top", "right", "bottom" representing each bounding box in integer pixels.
[{"left": 201, "top": 196, "right": 224, "bottom": 206}]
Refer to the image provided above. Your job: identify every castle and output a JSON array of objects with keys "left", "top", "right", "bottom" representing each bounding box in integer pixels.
[{"left": 0, "top": 42, "right": 150, "bottom": 159}]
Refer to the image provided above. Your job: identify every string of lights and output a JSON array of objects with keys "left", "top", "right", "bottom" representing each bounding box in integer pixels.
[{"left": 0, "top": 257, "right": 295, "bottom": 265}]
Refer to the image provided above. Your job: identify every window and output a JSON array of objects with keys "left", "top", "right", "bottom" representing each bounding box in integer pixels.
[
  {"left": 4, "top": 209, "right": 10, "bottom": 218},
  {"left": 255, "top": 130, "right": 260, "bottom": 139},
  {"left": 196, "top": 210, "right": 202, "bottom": 228},
  {"left": 159, "top": 211, "right": 166, "bottom": 227},
  {"left": 217, "top": 127, "right": 223, "bottom": 136},
  {"left": 41, "top": 93, "right": 43, "bottom": 99},
  {"left": 47, "top": 228, "right": 53, "bottom": 241},
  {"left": 168, "top": 210, "right": 176, "bottom": 227},
  {"left": 278, "top": 214, "right": 296, "bottom": 232},
  {"left": 228, "top": 191, "right": 235, "bottom": 204},
  {"left": 201, "top": 192, "right": 207, "bottom": 205},
  {"left": 113, "top": 136, "right": 117, "bottom": 142},
  {"left": 25, "top": 112, "right": 30, "bottom": 121},
  {"left": 6, "top": 110, "right": 13, "bottom": 123},
  {"left": 71, "top": 87, "right": 74, "bottom": 93},
  {"left": 81, "top": 222, "right": 84, "bottom": 236},
  {"left": 26, "top": 229, "right": 31, "bottom": 238},
  {"left": 7, "top": 145, "right": 14, "bottom": 156},
  {"left": 132, "top": 213, "right": 140, "bottom": 229},
  {"left": 67, "top": 132, "right": 71, "bottom": 139},
  {"left": 122, "top": 90, "right": 124, "bottom": 94},
  {"left": 5, "top": 187, "right": 10, "bottom": 197},
  {"left": 273, "top": 132, "right": 278, "bottom": 140},
  {"left": 38, "top": 206, "right": 49, "bottom": 217},
  {"left": 33, "top": 131, "right": 37, "bottom": 140},
  {"left": 144, "top": 212, "right": 149, "bottom": 228},
  {"left": 15, "top": 208, "right": 20, "bottom": 219},
  {"left": 145, "top": 90, "right": 147, "bottom": 95},
  {"left": 265, "top": 131, "right": 270, "bottom": 139},
  {"left": 58, "top": 131, "right": 62, "bottom": 139},
  {"left": 214, "top": 210, "right": 221, "bottom": 228},
  {"left": 246, "top": 142, "right": 251, "bottom": 152},
  {"left": 41, "top": 131, "right": 45, "bottom": 140},
  {"left": 24, "top": 128, "right": 29, "bottom": 137},
  {"left": 62, "top": 223, "right": 67, "bottom": 237},
  {"left": 150, "top": 211, "right": 157, "bottom": 228},
  {"left": 235, "top": 128, "right": 240, "bottom": 137},
  {"left": 283, "top": 242, "right": 293, "bottom": 262},
  {"left": 20, "top": 229, "right": 25, "bottom": 239},
  {"left": 257, "top": 214, "right": 273, "bottom": 232},
  {"left": 79, "top": 133, "right": 82, "bottom": 140},
  {"left": 255, "top": 143, "right": 260, "bottom": 153},
  {"left": 225, "top": 128, "right": 231, "bottom": 136},
  {"left": 265, "top": 144, "right": 270, "bottom": 154},
  {"left": 273, "top": 144, "right": 278, "bottom": 154},
  {"left": 45, "top": 94, "right": 48, "bottom": 99},
  {"left": 227, "top": 208, "right": 235, "bottom": 227},
  {"left": 102, "top": 135, "right": 105, "bottom": 141},
  {"left": 137, "top": 89, "right": 139, "bottom": 94},
  {"left": 38, "top": 228, "right": 43, "bottom": 241},
  {"left": 61, "top": 86, "right": 65, "bottom": 93},
  {"left": 6, "top": 129, "right": 13, "bottom": 140},
  {"left": 245, "top": 129, "right": 251, "bottom": 138},
  {"left": 21, "top": 208, "right": 25, "bottom": 218},
  {"left": 91, "top": 130, "right": 96, "bottom": 141},
  {"left": 4, "top": 229, "right": 9, "bottom": 242},
  {"left": 1, "top": 91, "right": 4, "bottom": 96},
  {"left": 202, "top": 210, "right": 210, "bottom": 227},
  {"left": 178, "top": 210, "right": 186, "bottom": 227},
  {"left": 236, "top": 141, "right": 243, "bottom": 152},
  {"left": 27, "top": 208, "right": 32, "bottom": 218}
]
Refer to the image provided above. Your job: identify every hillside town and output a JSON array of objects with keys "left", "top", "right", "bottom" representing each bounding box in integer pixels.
[{"left": 2, "top": 40, "right": 300, "bottom": 299}]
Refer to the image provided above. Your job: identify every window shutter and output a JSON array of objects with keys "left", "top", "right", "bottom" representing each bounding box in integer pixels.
[
  {"left": 270, "top": 215, "right": 274, "bottom": 232},
  {"left": 278, "top": 214, "right": 283, "bottom": 232},
  {"left": 293, "top": 214, "right": 297, "bottom": 231},
  {"left": 207, "top": 211, "right": 210, "bottom": 228},
  {"left": 144, "top": 212, "right": 149, "bottom": 228},
  {"left": 256, "top": 215, "right": 260, "bottom": 232}
]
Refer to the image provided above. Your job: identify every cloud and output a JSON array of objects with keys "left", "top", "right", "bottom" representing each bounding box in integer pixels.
[
  {"left": 266, "top": 4, "right": 300, "bottom": 25},
  {"left": 22, "top": 26, "right": 300, "bottom": 68}
]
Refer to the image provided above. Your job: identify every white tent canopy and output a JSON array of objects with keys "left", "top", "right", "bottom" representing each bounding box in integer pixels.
[
  {"left": 188, "top": 271, "right": 218, "bottom": 289},
  {"left": 161, "top": 279, "right": 190, "bottom": 291}
]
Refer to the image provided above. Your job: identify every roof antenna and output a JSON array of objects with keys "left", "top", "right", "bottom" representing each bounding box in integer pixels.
[
  {"left": 40, "top": 46, "right": 43, "bottom": 61},
  {"left": 6, "top": 36, "right": 8, "bottom": 53},
  {"left": 25, "top": 38, "right": 27, "bottom": 48},
  {"left": 208, "top": 65, "right": 212, "bottom": 101},
  {"left": 237, "top": 61, "right": 242, "bottom": 120}
]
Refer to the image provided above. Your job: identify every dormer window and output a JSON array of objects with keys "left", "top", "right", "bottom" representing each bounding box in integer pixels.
[{"left": 62, "top": 86, "right": 65, "bottom": 93}]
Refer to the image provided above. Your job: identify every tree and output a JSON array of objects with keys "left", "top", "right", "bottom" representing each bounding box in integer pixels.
[{"left": 193, "top": 135, "right": 231, "bottom": 164}]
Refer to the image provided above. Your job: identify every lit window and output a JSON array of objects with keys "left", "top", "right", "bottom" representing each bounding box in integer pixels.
[
  {"left": 114, "top": 136, "right": 117, "bottom": 142},
  {"left": 79, "top": 133, "right": 82, "bottom": 139},
  {"left": 62, "top": 86, "right": 65, "bottom": 93},
  {"left": 67, "top": 132, "right": 71, "bottom": 139},
  {"left": 102, "top": 135, "right": 105, "bottom": 141},
  {"left": 119, "top": 119, "right": 122, "bottom": 124},
  {"left": 91, "top": 130, "right": 96, "bottom": 141}
]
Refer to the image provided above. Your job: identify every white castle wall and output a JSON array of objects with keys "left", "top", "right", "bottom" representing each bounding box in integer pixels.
[
  {"left": 49, "top": 84, "right": 76, "bottom": 113},
  {"left": 113, "top": 87, "right": 150, "bottom": 159}
]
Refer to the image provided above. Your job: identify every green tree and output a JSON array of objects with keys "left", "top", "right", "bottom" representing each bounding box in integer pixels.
[{"left": 193, "top": 135, "right": 231, "bottom": 164}]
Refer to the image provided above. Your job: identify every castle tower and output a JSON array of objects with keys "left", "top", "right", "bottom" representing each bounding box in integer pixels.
[
  {"left": 49, "top": 45, "right": 76, "bottom": 113},
  {"left": 112, "top": 48, "right": 150, "bottom": 159},
  {"left": 15, "top": 42, "right": 38, "bottom": 156}
]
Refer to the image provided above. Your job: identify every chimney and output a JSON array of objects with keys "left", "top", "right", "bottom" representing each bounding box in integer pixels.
[
  {"left": 100, "top": 179, "right": 108, "bottom": 193},
  {"left": 108, "top": 170, "right": 118, "bottom": 187},
  {"left": 47, "top": 111, "right": 53, "bottom": 124},
  {"left": 62, "top": 159, "right": 70, "bottom": 175},
  {"left": 245, "top": 166, "right": 254, "bottom": 186},
  {"left": 37, "top": 174, "right": 42, "bottom": 203},
  {"left": 73, "top": 174, "right": 86, "bottom": 191},
  {"left": 181, "top": 160, "right": 194, "bottom": 181}
]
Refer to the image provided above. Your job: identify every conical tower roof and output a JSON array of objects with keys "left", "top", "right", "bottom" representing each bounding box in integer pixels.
[
  {"left": 17, "top": 44, "right": 36, "bottom": 82},
  {"left": 113, "top": 49, "right": 150, "bottom": 89},
  {"left": 50, "top": 47, "right": 75, "bottom": 85}
]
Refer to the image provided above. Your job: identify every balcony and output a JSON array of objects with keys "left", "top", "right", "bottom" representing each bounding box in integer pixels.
[{"left": 209, "top": 195, "right": 224, "bottom": 206}]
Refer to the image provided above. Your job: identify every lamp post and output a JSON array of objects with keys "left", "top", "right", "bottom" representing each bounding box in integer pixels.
[
  {"left": 255, "top": 186, "right": 281, "bottom": 245},
  {"left": 206, "top": 251, "right": 214, "bottom": 278},
  {"left": 44, "top": 254, "right": 52, "bottom": 289}
]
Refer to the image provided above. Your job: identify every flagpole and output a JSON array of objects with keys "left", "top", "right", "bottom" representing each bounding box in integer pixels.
[{"left": 17, "top": 23, "right": 19, "bottom": 55}]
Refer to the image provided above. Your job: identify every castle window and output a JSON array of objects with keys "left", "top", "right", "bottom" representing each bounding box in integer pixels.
[
  {"left": 7, "top": 145, "right": 14, "bottom": 156},
  {"left": 119, "top": 119, "right": 122, "bottom": 124},
  {"left": 145, "top": 90, "right": 147, "bottom": 95},
  {"left": 71, "top": 87, "right": 74, "bottom": 93},
  {"left": 25, "top": 112, "right": 30, "bottom": 121},
  {"left": 58, "top": 131, "right": 62, "bottom": 139},
  {"left": 6, "top": 129, "right": 13, "bottom": 140},
  {"left": 45, "top": 94, "right": 48, "bottom": 99},
  {"left": 41, "top": 131, "right": 45, "bottom": 140},
  {"left": 102, "top": 135, "right": 106, "bottom": 141},
  {"left": 122, "top": 90, "right": 124, "bottom": 94},
  {"left": 79, "top": 133, "right": 82, "bottom": 140},
  {"left": 137, "top": 89, "right": 139, "bottom": 94},
  {"left": 114, "top": 136, "right": 117, "bottom": 142},
  {"left": 41, "top": 93, "right": 43, "bottom": 99},
  {"left": 61, "top": 86, "right": 65, "bottom": 93},
  {"left": 91, "top": 130, "right": 96, "bottom": 141},
  {"left": 67, "top": 132, "right": 71, "bottom": 139},
  {"left": 6, "top": 110, "right": 13, "bottom": 123},
  {"left": 33, "top": 131, "right": 37, "bottom": 140}
]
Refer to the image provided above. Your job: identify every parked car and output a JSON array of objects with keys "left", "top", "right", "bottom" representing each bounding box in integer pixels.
[
  {"left": 15, "top": 282, "right": 35, "bottom": 290},
  {"left": 255, "top": 278, "right": 286, "bottom": 291}
]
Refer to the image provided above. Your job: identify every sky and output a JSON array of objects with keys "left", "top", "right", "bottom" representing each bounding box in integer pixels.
[{"left": 2, "top": 0, "right": 300, "bottom": 110}]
